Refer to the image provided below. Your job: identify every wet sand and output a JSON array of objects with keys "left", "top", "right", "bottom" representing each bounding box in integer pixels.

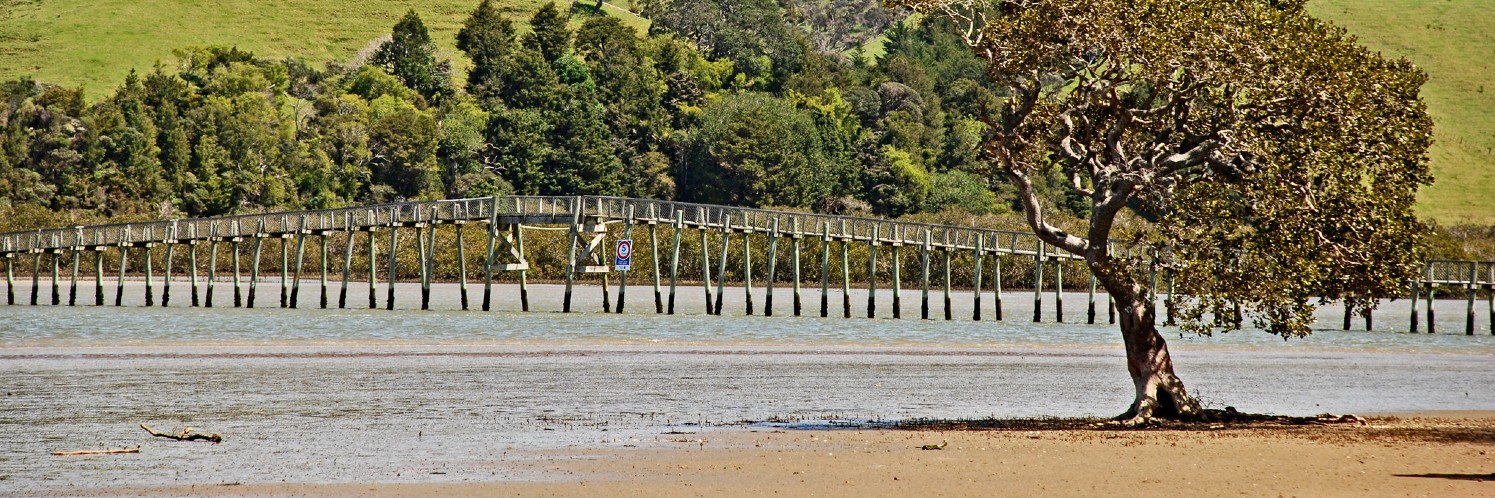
[
  {"left": 75, "top": 414, "right": 1495, "bottom": 497},
  {"left": 5, "top": 282, "right": 1494, "bottom": 496}
]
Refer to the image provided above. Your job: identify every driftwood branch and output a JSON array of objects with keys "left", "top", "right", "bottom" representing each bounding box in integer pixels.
[
  {"left": 141, "top": 423, "right": 223, "bottom": 443},
  {"left": 51, "top": 448, "right": 140, "bottom": 456}
]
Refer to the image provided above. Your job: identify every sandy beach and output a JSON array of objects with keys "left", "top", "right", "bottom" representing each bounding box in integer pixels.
[
  {"left": 67, "top": 414, "right": 1492, "bottom": 497},
  {"left": 5, "top": 283, "right": 1494, "bottom": 497}
]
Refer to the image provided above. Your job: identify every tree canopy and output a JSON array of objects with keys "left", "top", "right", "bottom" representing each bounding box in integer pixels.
[{"left": 895, "top": 0, "right": 1433, "bottom": 421}]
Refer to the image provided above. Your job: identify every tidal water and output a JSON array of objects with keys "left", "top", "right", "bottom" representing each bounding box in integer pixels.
[{"left": 2, "top": 281, "right": 1493, "bottom": 492}]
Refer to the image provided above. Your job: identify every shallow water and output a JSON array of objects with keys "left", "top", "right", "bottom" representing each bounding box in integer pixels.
[{"left": 1, "top": 281, "right": 1493, "bottom": 491}]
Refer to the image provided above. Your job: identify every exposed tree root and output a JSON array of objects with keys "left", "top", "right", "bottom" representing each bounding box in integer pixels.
[
  {"left": 141, "top": 423, "right": 222, "bottom": 443},
  {"left": 1108, "top": 406, "right": 1369, "bottom": 428}
]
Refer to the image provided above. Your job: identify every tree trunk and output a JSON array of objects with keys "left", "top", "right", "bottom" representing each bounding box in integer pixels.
[{"left": 1109, "top": 283, "right": 1202, "bottom": 423}]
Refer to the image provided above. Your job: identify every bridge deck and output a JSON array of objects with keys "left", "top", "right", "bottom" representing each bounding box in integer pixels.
[{"left": 0, "top": 196, "right": 1081, "bottom": 259}]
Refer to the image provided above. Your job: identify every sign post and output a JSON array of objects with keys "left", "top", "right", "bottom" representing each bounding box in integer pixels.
[{"left": 615, "top": 239, "right": 633, "bottom": 271}]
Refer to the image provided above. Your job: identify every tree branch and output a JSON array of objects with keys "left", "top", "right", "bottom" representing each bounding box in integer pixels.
[{"left": 1008, "top": 167, "right": 1089, "bottom": 256}]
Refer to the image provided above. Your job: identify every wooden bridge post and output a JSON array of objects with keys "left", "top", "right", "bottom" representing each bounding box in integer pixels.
[
  {"left": 421, "top": 214, "right": 436, "bottom": 311},
  {"left": 972, "top": 235, "right": 983, "bottom": 321},
  {"left": 1033, "top": 241, "right": 1045, "bottom": 323},
  {"left": 841, "top": 221, "right": 852, "bottom": 319},
  {"left": 116, "top": 235, "right": 128, "bottom": 307},
  {"left": 4, "top": 252, "right": 10, "bottom": 305},
  {"left": 457, "top": 222, "right": 469, "bottom": 311},
  {"left": 49, "top": 246, "right": 59, "bottom": 306},
  {"left": 868, "top": 225, "right": 878, "bottom": 319},
  {"left": 69, "top": 231, "right": 80, "bottom": 306},
  {"left": 515, "top": 223, "right": 530, "bottom": 312},
  {"left": 417, "top": 220, "right": 431, "bottom": 311},
  {"left": 205, "top": 225, "right": 219, "bottom": 308},
  {"left": 599, "top": 200, "right": 612, "bottom": 314},
  {"left": 820, "top": 221, "right": 830, "bottom": 318},
  {"left": 386, "top": 219, "right": 398, "bottom": 311},
  {"left": 1425, "top": 281, "right": 1436, "bottom": 334},
  {"left": 742, "top": 217, "right": 753, "bottom": 316},
  {"left": 1408, "top": 277, "right": 1420, "bottom": 333},
  {"left": 250, "top": 224, "right": 265, "bottom": 309},
  {"left": 143, "top": 244, "right": 154, "bottom": 307},
  {"left": 714, "top": 212, "right": 730, "bottom": 316},
  {"left": 699, "top": 208, "right": 713, "bottom": 315},
  {"left": 367, "top": 225, "right": 377, "bottom": 310},
  {"left": 1488, "top": 264, "right": 1494, "bottom": 335},
  {"left": 891, "top": 227, "right": 902, "bottom": 319},
  {"left": 1466, "top": 261, "right": 1477, "bottom": 335},
  {"left": 94, "top": 244, "right": 104, "bottom": 306},
  {"left": 618, "top": 205, "right": 634, "bottom": 314},
  {"left": 161, "top": 231, "right": 175, "bottom": 307},
  {"left": 650, "top": 205, "right": 662, "bottom": 314},
  {"left": 279, "top": 230, "right": 289, "bottom": 308},
  {"left": 1164, "top": 269, "right": 1176, "bottom": 326},
  {"left": 668, "top": 210, "right": 682, "bottom": 314},
  {"left": 318, "top": 232, "right": 328, "bottom": 309},
  {"left": 232, "top": 236, "right": 242, "bottom": 308},
  {"left": 30, "top": 244, "right": 40, "bottom": 306},
  {"left": 942, "top": 233, "right": 952, "bottom": 321},
  {"left": 993, "top": 250, "right": 1004, "bottom": 321},
  {"left": 564, "top": 198, "right": 581, "bottom": 313},
  {"left": 1055, "top": 258, "right": 1064, "bottom": 323},
  {"left": 341, "top": 217, "right": 354, "bottom": 309},
  {"left": 189, "top": 233, "right": 200, "bottom": 308},
  {"left": 920, "top": 229, "right": 931, "bottom": 320},
  {"left": 482, "top": 206, "right": 498, "bottom": 312},
  {"left": 1108, "top": 260, "right": 1117, "bottom": 324},
  {"left": 766, "top": 218, "right": 779, "bottom": 317},
  {"left": 291, "top": 217, "right": 307, "bottom": 309},
  {"left": 1087, "top": 269, "right": 1097, "bottom": 325},
  {"left": 1343, "top": 297, "right": 1354, "bottom": 331},
  {"left": 791, "top": 218, "right": 802, "bottom": 316}
]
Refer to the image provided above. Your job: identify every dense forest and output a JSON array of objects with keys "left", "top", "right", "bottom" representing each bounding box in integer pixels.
[
  {"left": 0, "top": 0, "right": 1066, "bottom": 223},
  {"left": 0, "top": 0, "right": 1487, "bottom": 259}
]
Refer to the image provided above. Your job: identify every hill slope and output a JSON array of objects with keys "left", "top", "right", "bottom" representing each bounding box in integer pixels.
[
  {"left": 1310, "top": 1, "right": 1495, "bottom": 224},
  {"left": 0, "top": 0, "right": 1488, "bottom": 223}
]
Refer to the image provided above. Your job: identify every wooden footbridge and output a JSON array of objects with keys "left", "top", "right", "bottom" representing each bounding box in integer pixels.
[{"left": 0, "top": 195, "right": 1491, "bottom": 334}]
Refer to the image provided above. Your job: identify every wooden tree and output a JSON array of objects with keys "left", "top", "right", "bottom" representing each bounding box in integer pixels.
[{"left": 894, "top": 0, "right": 1433, "bottom": 422}]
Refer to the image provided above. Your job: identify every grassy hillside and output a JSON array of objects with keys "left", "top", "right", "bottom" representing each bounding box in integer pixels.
[
  {"left": 0, "top": 0, "right": 1488, "bottom": 223},
  {"left": 1309, "top": 1, "right": 1495, "bottom": 224},
  {"left": 0, "top": 0, "right": 648, "bottom": 94}
]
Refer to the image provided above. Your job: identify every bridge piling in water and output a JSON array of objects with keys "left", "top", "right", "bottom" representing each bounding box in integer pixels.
[
  {"left": 189, "top": 233, "right": 200, "bottom": 308},
  {"left": 791, "top": 218, "right": 801, "bottom": 317},
  {"left": 765, "top": 218, "right": 778, "bottom": 317},
  {"left": 920, "top": 230, "right": 930, "bottom": 320},
  {"left": 19, "top": 195, "right": 1480, "bottom": 335},
  {"left": 714, "top": 214, "right": 729, "bottom": 316},
  {"left": 819, "top": 222, "right": 830, "bottom": 318},
  {"left": 942, "top": 236, "right": 952, "bottom": 321},
  {"left": 972, "top": 235, "right": 983, "bottom": 322},
  {"left": 667, "top": 211, "right": 681, "bottom": 315},
  {"left": 885, "top": 227, "right": 897, "bottom": 318},
  {"left": 841, "top": 222, "right": 851, "bottom": 319},
  {"left": 618, "top": 205, "right": 633, "bottom": 314},
  {"left": 867, "top": 225, "right": 877, "bottom": 319},
  {"left": 741, "top": 218, "right": 752, "bottom": 316}
]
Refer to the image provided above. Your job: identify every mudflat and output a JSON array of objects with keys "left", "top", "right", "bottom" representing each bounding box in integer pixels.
[{"left": 96, "top": 414, "right": 1495, "bottom": 498}]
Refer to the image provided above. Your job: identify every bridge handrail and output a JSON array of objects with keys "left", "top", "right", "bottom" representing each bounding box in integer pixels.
[{"left": 0, "top": 195, "right": 1101, "bottom": 261}]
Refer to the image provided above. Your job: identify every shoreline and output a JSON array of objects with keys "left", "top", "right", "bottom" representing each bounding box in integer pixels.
[{"left": 56, "top": 414, "right": 1495, "bottom": 497}]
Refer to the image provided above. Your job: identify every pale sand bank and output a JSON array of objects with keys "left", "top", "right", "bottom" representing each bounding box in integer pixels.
[{"left": 85, "top": 415, "right": 1494, "bottom": 498}]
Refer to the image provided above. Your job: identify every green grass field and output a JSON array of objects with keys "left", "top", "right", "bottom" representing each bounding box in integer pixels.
[
  {"left": 0, "top": 0, "right": 648, "bottom": 94},
  {"left": 0, "top": 0, "right": 1487, "bottom": 223},
  {"left": 1310, "top": 1, "right": 1495, "bottom": 224}
]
